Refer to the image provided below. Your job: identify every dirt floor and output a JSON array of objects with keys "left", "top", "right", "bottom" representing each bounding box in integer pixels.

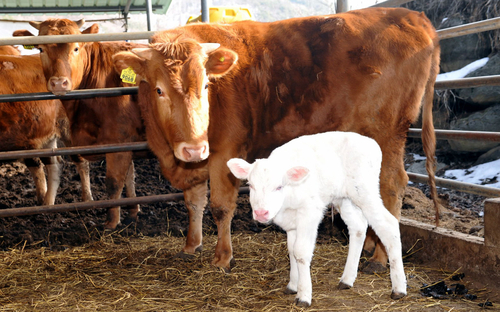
[{"left": 0, "top": 146, "right": 498, "bottom": 310}]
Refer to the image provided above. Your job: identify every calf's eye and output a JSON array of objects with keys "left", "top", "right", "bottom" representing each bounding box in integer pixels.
[
  {"left": 205, "top": 83, "right": 209, "bottom": 89},
  {"left": 275, "top": 186, "right": 283, "bottom": 191},
  {"left": 156, "top": 87, "right": 163, "bottom": 96}
]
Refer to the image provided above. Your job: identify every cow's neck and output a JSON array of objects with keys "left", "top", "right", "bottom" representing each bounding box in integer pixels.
[{"left": 78, "top": 42, "right": 118, "bottom": 89}]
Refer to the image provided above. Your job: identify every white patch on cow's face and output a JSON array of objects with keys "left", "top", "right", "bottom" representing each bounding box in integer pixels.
[{"left": 247, "top": 159, "right": 286, "bottom": 224}]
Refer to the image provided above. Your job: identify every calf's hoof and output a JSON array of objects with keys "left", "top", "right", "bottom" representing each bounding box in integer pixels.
[
  {"left": 294, "top": 298, "right": 311, "bottom": 307},
  {"left": 361, "top": 260, "right": 387, "bottom": 274},
  {"left": 338, "top": 282, "right": 352, "bottom": 290},
  {"left": 391, "top": 291, "right": 406, "bottom": 300},
  {"left": 284, "top": 287, "right": 297, "bottom": 295}
]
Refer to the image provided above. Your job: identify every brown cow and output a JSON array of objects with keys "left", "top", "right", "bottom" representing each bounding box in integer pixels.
[
  {"left": 0, "top": 53, "right": 91, "bottom": 205},
  {"left": 113, "top": 7, "right": 440, "bottom": 272},
  {"left": 13, "top": 19, "right": 152, "bottom": 229},
  {"left": 0, "top": 45, "right": 20, "bottom": 55}
]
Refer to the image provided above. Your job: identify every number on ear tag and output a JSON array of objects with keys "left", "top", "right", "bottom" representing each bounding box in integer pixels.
[{"left": 120, "top": 66, "right": 137, "bottom": 84}]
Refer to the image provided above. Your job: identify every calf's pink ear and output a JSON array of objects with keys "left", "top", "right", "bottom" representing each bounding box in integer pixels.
[
  {"left": 286, "top": 166, "right": 309, "bottom": 183},
  {"left": 227, "top": 158, "right": 252, "bottom": 180}
]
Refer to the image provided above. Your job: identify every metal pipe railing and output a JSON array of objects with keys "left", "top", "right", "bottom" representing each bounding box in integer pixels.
[
  {"left": 435, "top": 75, "right": 500, "bottom": 90},
  {"left": 0, "top": 87, "right": 138, "bottom": 103},
  {"left": 0, "top": 187, "right": 250, "bottom": 218},
  {"left": 408, "top": 173, "right": 500, "bottom": 198},
  {"left": 438, "top": 16, "right": 500, "bottom": 40},
  {"left": 408, "top": 129, "right": 500, "bottom": 142},
  {"left": 0, "top": 142, "right": 149, "bottom": 161}
]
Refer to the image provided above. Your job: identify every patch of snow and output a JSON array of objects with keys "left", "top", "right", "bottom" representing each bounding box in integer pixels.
[
  {"left": 444, "top": 159, "right": 500, "bottom": 188},
  {"left": 436, "top": 57, "right": 489, "bottom": 81}
]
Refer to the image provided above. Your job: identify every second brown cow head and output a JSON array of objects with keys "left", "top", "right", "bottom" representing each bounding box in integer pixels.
[
  {"left": 13, "top": 19, "right": 98, "bottom": 95},
  {"left": 113, "top": 38, "right": 238, "bottom": 163}
]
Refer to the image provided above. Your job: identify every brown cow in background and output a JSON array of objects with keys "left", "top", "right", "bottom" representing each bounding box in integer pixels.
[
  {"left": 114, "top": 7, "right": 441, "bottom": 273},
  {"left": 0, "top": 52, "right": 91, "bottom": 205},
  {"left": 13, "top": 19, "right": 150, "bottom": 230}
]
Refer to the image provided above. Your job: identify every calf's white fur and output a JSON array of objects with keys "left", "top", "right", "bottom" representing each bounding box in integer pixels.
[{"left": 227, "top": 131, "right": 406, "bottom": 306}]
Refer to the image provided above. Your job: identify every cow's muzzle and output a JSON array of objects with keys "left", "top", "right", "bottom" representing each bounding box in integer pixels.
[
  {"left": 48, "top": 77, "right": 72, "bottom": 95},
  {"left": 176, "top": 142, "right": 209, "bottom": 162}
]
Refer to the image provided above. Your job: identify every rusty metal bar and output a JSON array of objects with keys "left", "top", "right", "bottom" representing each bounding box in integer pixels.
[
  {"left": 370, "top": 0, "right": 414, "bottom": 8},
  {"left": 438, "top": 16, "right": 500, "bottom": 40},
  {"left": 0, "top": 187, "right": 250, "bottom": 218},
  {"left": 407, "top": 172, "right": 500, "bottom": 198},
  {"left": 0, "top": 87, "right": 138, "bottom": 103},
  {"left": 435, "top": 75, "right": 500, "bottom": 90},
  {"left": 408, "top": 129, "right": 500, "bottom": 142},
  {"left": 0, "top": 142, "right": 149, "bottom": 161}
]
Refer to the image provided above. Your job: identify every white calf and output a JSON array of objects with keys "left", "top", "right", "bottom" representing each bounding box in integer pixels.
[{"left": 227, "top": 131, "right": 406, "bottom": 307}]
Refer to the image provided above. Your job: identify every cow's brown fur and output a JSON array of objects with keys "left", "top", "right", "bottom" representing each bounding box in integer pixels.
[
  {"left": 14, "top": 20, "right": 150, "bottom": 229},
  {"left": 113, "top": 7, "right": 440, "bottom": 271},
  {"left": 0, "top": 54, "right": 66, "bottom": 205},
  {"left": 0, "top": 45, "right": 20, "bottom": 56}
]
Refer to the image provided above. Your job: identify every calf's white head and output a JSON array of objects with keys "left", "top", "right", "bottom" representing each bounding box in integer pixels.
[{"left": 227, "top": 158, "right": 310, "bottom": 223}]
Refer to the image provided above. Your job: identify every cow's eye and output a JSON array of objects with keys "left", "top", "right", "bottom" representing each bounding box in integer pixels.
[
  {"left": 156, "top": 87, "right": 163, "bottom": 96},
  {"left": 74, "top": 47, "right": 79, "bottom": 53},
  {"left": 204, "top": 83, "right": 209, "bottom": 89},
  {"left": 38, "top": 47, "right": 43, "bottom": 53}
]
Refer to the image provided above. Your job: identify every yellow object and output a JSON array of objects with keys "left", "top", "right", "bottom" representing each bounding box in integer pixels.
[
  {"left": 23, "top": 45, "right": 35, "bottom": 50},
  {"left": 120, "top": 67, "right": 136, "bottom": 84},
  {"left": 186, "top": 7, "right": 253, "bottom": 24}
]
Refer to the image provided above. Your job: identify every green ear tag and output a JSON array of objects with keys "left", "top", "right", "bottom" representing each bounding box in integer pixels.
[
  {"left": 120, "top": 66, "right": 136, "bottom": 84},
  {"left": 23, "top": 45, "right": 35, "bottom": 50}
]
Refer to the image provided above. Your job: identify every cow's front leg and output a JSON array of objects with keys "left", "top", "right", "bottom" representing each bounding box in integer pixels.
[
  {"left": 209, "top": 154, "right": 239, "bottom": 271},
  {"left": 104, "top": 151, "right": 133, "bottom": 230},
  {"left": 178, "top": 181, "right": 208, "bottom": 256},
  {"left": 123, "top": 161, "right": 140, "bottom": 225}
]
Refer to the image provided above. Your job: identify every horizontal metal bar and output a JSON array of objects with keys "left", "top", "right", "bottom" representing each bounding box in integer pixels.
[
  {"left": 0, "top": 187, "right": 250, "bottom": 218},
  {"left": 438, "top": 16, "right": 500, "bottom": 40},
  {"left": 370, "top": 0, "right": 414, "bottom": 8},
  {"left": 0, "top": 31, "right": 155, "bottom": 46},
  {"left": 0, "top": 87, "right": 139, "bottom": 103},
  {"left": 408, "top": 129, "right": 500, "bottom": 142},
  {"left": 0, "top": 5, "right": 163, "bottom": 14},
  {"left": 408, "top": 172, "right": 500, "bottom": 198},
  {"left": 435, "top": 75, "right": 500, "bottom": 90},
  {"left": 0, "top": 142, "right": 149, "bottom": 161}
]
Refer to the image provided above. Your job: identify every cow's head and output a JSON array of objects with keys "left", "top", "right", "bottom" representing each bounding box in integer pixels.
[
  {"left": 13, "top": 19, "right": 98, "bottom": 95},
  {"left": 113, "top": 39, "right": 237, "bottom": 162},
  {"left": 227, "top": 158, "right": 310, "bottom": 223}
]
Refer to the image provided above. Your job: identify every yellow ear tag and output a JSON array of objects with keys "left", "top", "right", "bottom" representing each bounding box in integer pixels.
[
  {"left": 219, "top": 56, "right": 225, "bottom": 62},
  {"left": 23, "top": 45, "right": 35, "bottom": 50},
  {"left": 120, "top": 66, "right": 136, "bottom": 84}
]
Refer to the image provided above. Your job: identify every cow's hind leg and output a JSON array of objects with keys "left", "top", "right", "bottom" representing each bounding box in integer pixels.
[
  {"left": 177, "top": 181, "right": 208, "bottom": 257},
  {"left": 123, "top": 161, "right": 140, "bottom": 225},
  {"left": 104, "top": 151, "right": 133, "bottom": 230},
  {"left": 337, "top": 199, "right": 368, "bottom": 289},
  {"left": 25, "top": 158, "right": 47, "bottom": 205}
]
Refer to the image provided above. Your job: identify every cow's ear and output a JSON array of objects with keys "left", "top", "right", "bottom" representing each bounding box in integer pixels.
[
  {"left": 285, "top": 166, "right": 309, "bottom": 183},
  {"left": 227, "top": 158, "right": 252, "bottom": 180},
  {"left": 29, "top": 21, "right": 42, "bottom": 30},
  {"left": 82, "top": 23, "right": 99, "bottom": 34},
  {"left": 206, "top": 48, "right": 238, "bottom": 77},
  {"left": 13, "top": 29, "right": 34, "bottom": 37},
  {"left": 112, "top": 51, "right": 147, "bottom": 79}
]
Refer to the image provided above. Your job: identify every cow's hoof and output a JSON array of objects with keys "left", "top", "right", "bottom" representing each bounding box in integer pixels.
[
  {"left": 294, "top": 298, "right": 311, "bottom": 307},
  {"left": 338, "top": 282, "right": 352, "bottom": 290},
  {"left": 391, "top": 291, "right": 406, "bottom": 300},
  {"left": 212, "top": 257, "right": 236, "bottom": 273},
  {"left": 284, "top": 287, "right": 297, "bottom": 295},
  {"left": 361, "top": 260, "right": 387, "bottom": 274}
]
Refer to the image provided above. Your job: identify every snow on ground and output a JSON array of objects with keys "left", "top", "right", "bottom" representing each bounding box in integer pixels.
[
  {"left": 444, "top": 159, "right": 500, "bottom": 188},
  {"left": 436, "top": 57, "right": 489, "bottom": 81}
]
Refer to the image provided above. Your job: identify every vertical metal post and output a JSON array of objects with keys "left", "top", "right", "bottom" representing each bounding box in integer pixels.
[
  {"left": 146, "top": 0, "right": 154, "bottom": 31},
  {"left": 336, "top": 0, "right": 349, "bottom": 13},
  {"left": 201, "top": 0, "right": 209, "bottom": 22}
]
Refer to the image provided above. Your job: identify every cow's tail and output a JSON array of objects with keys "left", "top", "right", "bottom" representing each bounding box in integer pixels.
[{"left": 421, "top": 37, "right": 441, "bottom": 226}]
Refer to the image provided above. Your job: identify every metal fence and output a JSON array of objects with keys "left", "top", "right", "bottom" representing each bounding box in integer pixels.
[{"left": 1, "top": 0, "right": 500, "bottom": 217}]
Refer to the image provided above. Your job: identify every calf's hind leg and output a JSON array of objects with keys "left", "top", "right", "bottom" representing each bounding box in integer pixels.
[
  {"left": 123, "top": 161, "right": 140, "bottom": 225},
  {"left": 337, "top": 199, "right": 368, "bottom": 289},
  {"left": 104, "top": 151, "right": 133, "bottom": 230}
]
